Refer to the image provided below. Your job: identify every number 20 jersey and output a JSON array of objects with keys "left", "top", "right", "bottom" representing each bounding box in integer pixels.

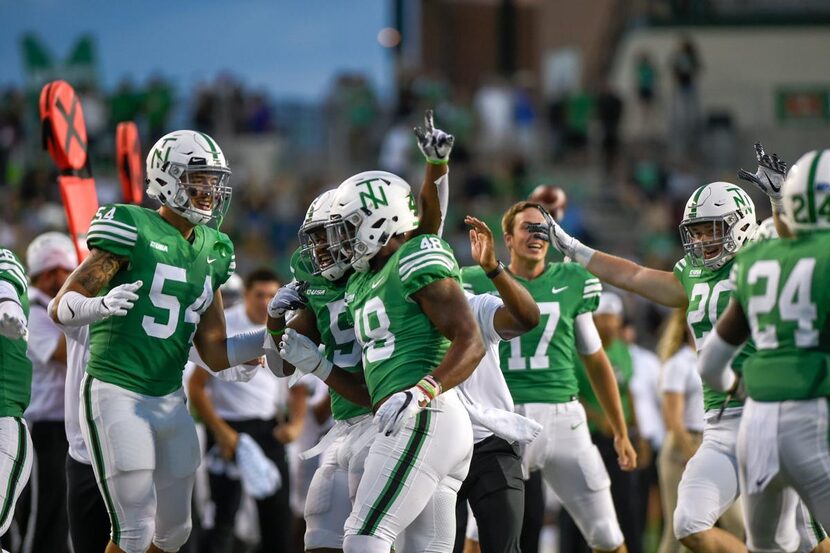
[
  {"left": 462, "top": 262, "right": 601, "bottom": 405},
  {"left": 85, "top": 204, "right": 235, "bottom": 396}
]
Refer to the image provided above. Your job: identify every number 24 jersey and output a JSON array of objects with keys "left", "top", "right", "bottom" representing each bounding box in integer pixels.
[{"left": 85, "top": 204, "right": 235, "bottom": 396}]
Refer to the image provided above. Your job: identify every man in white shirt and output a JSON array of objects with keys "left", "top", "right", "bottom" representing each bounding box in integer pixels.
[
  {"left": 19, "top": 232, "right": 77, "bottom": 553},
  {"left": 455, "top": 216, "right": 541, "bottom": 553},
  {"left": 187, "top": 268, "right": 301, "bottom": 553}
]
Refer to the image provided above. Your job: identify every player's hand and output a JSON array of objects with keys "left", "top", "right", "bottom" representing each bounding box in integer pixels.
[
  {"left": 279, "top": 328, "right": 332, "bottom": 380},
  {"left": 375, "top": 387, "right": 430, "bottom": 436},
  {"left": 738, "top": 142, "right": 787, "bottom": 202},
  {"left": 614, "top": 434, "right": 638, "bottom": 471},
  {"left": 216, "top": 426, "right": 239, "bottom": 460},
  {"left": 529, "top": 205, "right": 579, "bottom": 258},
  {"left": 466, "top": 216, "right": 498, "bottom": 272},
  {"left": 0, "top": 300, "right": 27, "bottom": 341},
  {"left": 268, "top": 281, "right": 309, "bottom": 319},
  {"left": 414, "top": 109, "right": 455, "bottom": 165},
  {"left": 101, "top": 281, "right": 142, "bottom": 318}
]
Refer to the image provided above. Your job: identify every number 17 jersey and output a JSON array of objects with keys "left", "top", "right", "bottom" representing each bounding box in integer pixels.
[
  {"left": 85, "top": 204, "right": 235, "bottom": 396},
  {"left": 462, "top": 262, "right": 601, "bottom": 404}
]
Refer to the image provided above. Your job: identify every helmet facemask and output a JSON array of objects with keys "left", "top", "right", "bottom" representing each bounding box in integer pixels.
[
  {"left": 163, "top": 165, "right": 232, "bottom": 226},
  {"left": 326, "top": 209, "right": 377, "bottom": 274},
  {"left": 679, "top": 212, "right": 753, "bottom": 269},
  {"left": 299, "top": 220, "right": 349, "bottom": 281}
]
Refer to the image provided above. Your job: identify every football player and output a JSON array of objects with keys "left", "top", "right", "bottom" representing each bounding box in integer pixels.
[
  {"left": 462, "top": 201, "right": 636, "bottom": 553},
  {"left": 264, "top": 110, "right": 454, "bottom": 553},
  {"left": 698, "top": 149, "right": 830, "bottom": 550},
  {"left": 0, "top": 247, "right": 34, "bottom": 546},
  {"left": 539, "top": 178, "right": 755, "bottom": 553},
  {"left": 49, "top": 130, "right": 266, "bottom": 553},
  {"left": 280, "top": 170, "right": 484, "bottom": 553}
]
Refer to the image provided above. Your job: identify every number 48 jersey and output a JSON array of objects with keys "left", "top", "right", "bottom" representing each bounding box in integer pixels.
[
  {"left": 730, "top": 234, "right": 830, "bottom": 401},
  {"left": 85, "top": 204, "right": 235, "bottom": 396},
  {"left": 462, "top": 262, "right": 601, "bottom": 404}
]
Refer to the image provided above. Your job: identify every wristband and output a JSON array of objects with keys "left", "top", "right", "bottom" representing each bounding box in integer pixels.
[
  {"left": 427, "top": 158, "right": 449, "bottom": 165},
  {"left": 770, "top": 197, "right": 785, "bottom": 215},
  {"left": 415, "top": 375, "right": 442, "bottom": 402},
  {"left": 485, "top": 261, "right": 505, "bottom": 279},
  {"left": 267, "top": 326, "right": 285, "bottom": 336}
]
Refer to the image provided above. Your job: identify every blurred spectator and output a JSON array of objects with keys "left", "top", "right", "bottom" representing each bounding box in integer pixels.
[
  {"left": 473, "top": 76, "right": 514, "bottom": 157},
  {"left": 144, "top": 74, "right": 174, "bottom": 139},
  {"left": 596, "top": 81, "right": 624, "bottom": 175},
  {"left": 669, "top": 36, "right": 702, "bottom": 156}
]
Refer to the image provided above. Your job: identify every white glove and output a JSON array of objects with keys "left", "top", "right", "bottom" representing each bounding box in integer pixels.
[
  {"left": 738, "top": 142, "right": 787, "bottom": 210},
  {"left": 414, "top": 109, "right": 455, "bottom": 165},
  {"left": 268, "top": 281, "right": 308, "bottom": 319},
  {"left": 375, "top": 387, "right": 429, "bottom": 437},
  {"left": 56, "top": 280, "right": 142, "bottom": 326},
  {"left": 529, "top": 206, "right": 595, "bottom": 266},
  {"left": 279, "top": 328, "right": 332, "bottom": 381},
  {"left": 0, "top": 299, "right": 27, "bottom": 341}
]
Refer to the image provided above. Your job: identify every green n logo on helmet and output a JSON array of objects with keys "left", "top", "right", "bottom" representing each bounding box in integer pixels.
[
  {"left": 150, "top": 138, "right": 175, "bottom": 169},
  {"left": 726, "top": 186, "right": 753, "bottom": 215},
  {"left": 357, "top": 179, "right": 389, "bottom": 210}
]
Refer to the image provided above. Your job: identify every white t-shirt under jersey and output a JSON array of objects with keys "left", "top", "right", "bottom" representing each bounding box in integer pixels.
[
  {"left": 660, "top": 345, "right": 704, "bottom": 433},
  {"left": 61, "top": 324, "right": 91, "bottom": 464},
  {"left": 25, "top": 288, "right": 67, "bottom": 422},
  {"left": 206, "top": 303, "right": 285, "bottom": 421},
  {"left": 460, "top": 293, "right": 515, "bottom": 443}
]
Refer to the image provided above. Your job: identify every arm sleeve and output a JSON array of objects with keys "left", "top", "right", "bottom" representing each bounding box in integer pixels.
[
  {"left": 468, "top": 293, "right": 503, "bottom": 345},
  {"left": 574, "top": 312, "right": 602, "bottom": 355},
  {"left": 0, "top": 249, "right": 27, "bottom": 297},
  {"left": 398, "top": 236, "right": 461, "bottom": 299},
  {"left": 697, "top": 329, "right": 739, "bottom": 392},
  {"left": 436, "top": 172, "right": 449, "bottom": 238},
  {"left": 86, "top": 204, "right": 138, "bottom": 259}
]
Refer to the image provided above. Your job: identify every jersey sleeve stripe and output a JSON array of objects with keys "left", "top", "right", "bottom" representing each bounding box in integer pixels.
[
  {"left": 462, "top": 282, "right": 474, "bottom": 292},
  {"left": 399, "top": 250, "right": 455, "bottom": 274},
  {"left": 0, "top": 263, "right": 27, "bottom": 291},
  {"left": 583, "top": 292, "right": 601, "bottom": 299},
  {"left": 585, "top": 278, "right": 600, "bottom": 284},
  {"left": 399, "top": 252, "right": 456, "bottom": 275},
  {"left": 87, "top": 223, "right": 138, "bottom": 241},
  {"left": 400, "top": 258, "right": 456, "bottom": 281},
  {"left": 90, "top": 219, "right": 137, "bottom": 233},
  {"left": 583, "top": 284, "right": 602, "bottom": 293},
  {"left": 86, "top": 232, "right": 136, "bottom": 247},
  {"left": 399, "top": 247, "right": 453, "bottom": 267},
  {"left": 0, "top": 255, "right": 25, "bottom": 274}
]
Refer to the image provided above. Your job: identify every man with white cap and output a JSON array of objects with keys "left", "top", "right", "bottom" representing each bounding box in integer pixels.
[{"left": 19, "top": 232, "right": 78, "bottom": 553}]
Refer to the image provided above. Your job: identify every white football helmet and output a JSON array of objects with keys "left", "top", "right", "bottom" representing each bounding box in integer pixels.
[
  {"left": 679, "top": 181, "right": 757, "bottom": 269},
  {"left": 753, "top": 216, "right": 779, "bottom": 242},
  {"left": 145, "top": 130, "right": 232, "bottom": 226},
  {"left": 26, "top": 232, "right": 77, "bottom": 277},
  {"left": 782, "top": 150, "right": 830, "bottom": 234},
  {"left": 299, "top": 189, "right": 349, "bottom": 281},
  {"left": 326, "top": 171, "right": 419, "bottom": 273}
]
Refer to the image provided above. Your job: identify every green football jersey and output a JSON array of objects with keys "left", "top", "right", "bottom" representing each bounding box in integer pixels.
[
  {"left": 462, "top": 262, "right": 601, "bottom": 404},
  {"left": 575, "top": 338, "right": 633, "bottom": 433},
  {"left": 0, "top": 248, "right": 31, "bottom": 418},
  {"left": 731, "top": 233, "right": 830, "bottom": 401},
  {"left": 344, "top": 235, "right": 461, "bottom": 406},
  {"left": 86, "top": 204, "right": 235, "bottom": 396},
  {"left": 289, "top": 249, "right": 369, "bottom": 420},
  {"left": 674, "top": 255, "right": 752, "bottom": 411}
]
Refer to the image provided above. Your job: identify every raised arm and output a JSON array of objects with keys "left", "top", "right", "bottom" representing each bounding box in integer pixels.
[
  {"left": 533, "top": 207, "right": 687, "bottom": 308},
  {"left": 738, "top": 142, "right": 793, "bottom": 238},
  {"left": 466, "top": 215, "right": 539, "bottom": 339},
  {"left": 411, "top": 109, "right": 453, "bottom": 238}
]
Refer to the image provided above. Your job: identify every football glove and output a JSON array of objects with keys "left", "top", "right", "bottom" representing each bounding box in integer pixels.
[
  {"left": 279, "top": 328, "right": 332, "bottom": 381},
  {"left": 414, "top": 109, "right": 455, "bottom": 165},
  {"left": 56, "top": 281, "right": 142, "bottom": 326},
  {"left": 738, "top": 142, "right": 787, "bottom": 207},
  {"left": 0, "top": 299, "right": 27, "bottom": 341},
  {"left": 375, "top": 376, "right": 441, "bottom": 436},
  {"left": 529, "top": 206, "right": 596, "bottom": 266},
  {"left": 268, "top": 281, "right": 309, "bottom": 319}
]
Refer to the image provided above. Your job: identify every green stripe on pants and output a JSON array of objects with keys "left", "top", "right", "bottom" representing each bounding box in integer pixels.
[
  {"left": 0, "top": 418, "right": 27, "bottom": 530},
  {"left": 83, "top": 376, "right": 122, "bottom": 545},
  {"left": 359, "top": 409, "right": 432, "bottom": 536}
]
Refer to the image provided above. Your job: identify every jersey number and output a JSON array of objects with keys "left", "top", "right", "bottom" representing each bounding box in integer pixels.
[
  {"left": 507, "top": 302, "right": 560, "bottom": 370},
  {"left": 687, "top": 280, "right": 732, "bottom": 348},
  {"left": 747, "top": 258, "right": 817, "bottom": 349},
  {"left": 142, "top": 263, "right": 213, "bottom": 340},
  {"left": 354, "top": 297, "right": 396, "bottom": 363},
  {"left": 326, "top": 299, "right": 362, "bottom": 367}
]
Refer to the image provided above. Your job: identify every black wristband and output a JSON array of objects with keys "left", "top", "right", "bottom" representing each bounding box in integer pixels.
[{"left": 485, "top": 261, "right": 505, "bottom": 279}]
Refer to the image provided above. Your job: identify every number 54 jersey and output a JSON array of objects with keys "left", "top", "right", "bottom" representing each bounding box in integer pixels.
[
  {"left": 462, "top": 262, "right": 601, "bottom": 405},
  {"left": 85, "top": 204, "right": 235, "bottom": 396}
]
